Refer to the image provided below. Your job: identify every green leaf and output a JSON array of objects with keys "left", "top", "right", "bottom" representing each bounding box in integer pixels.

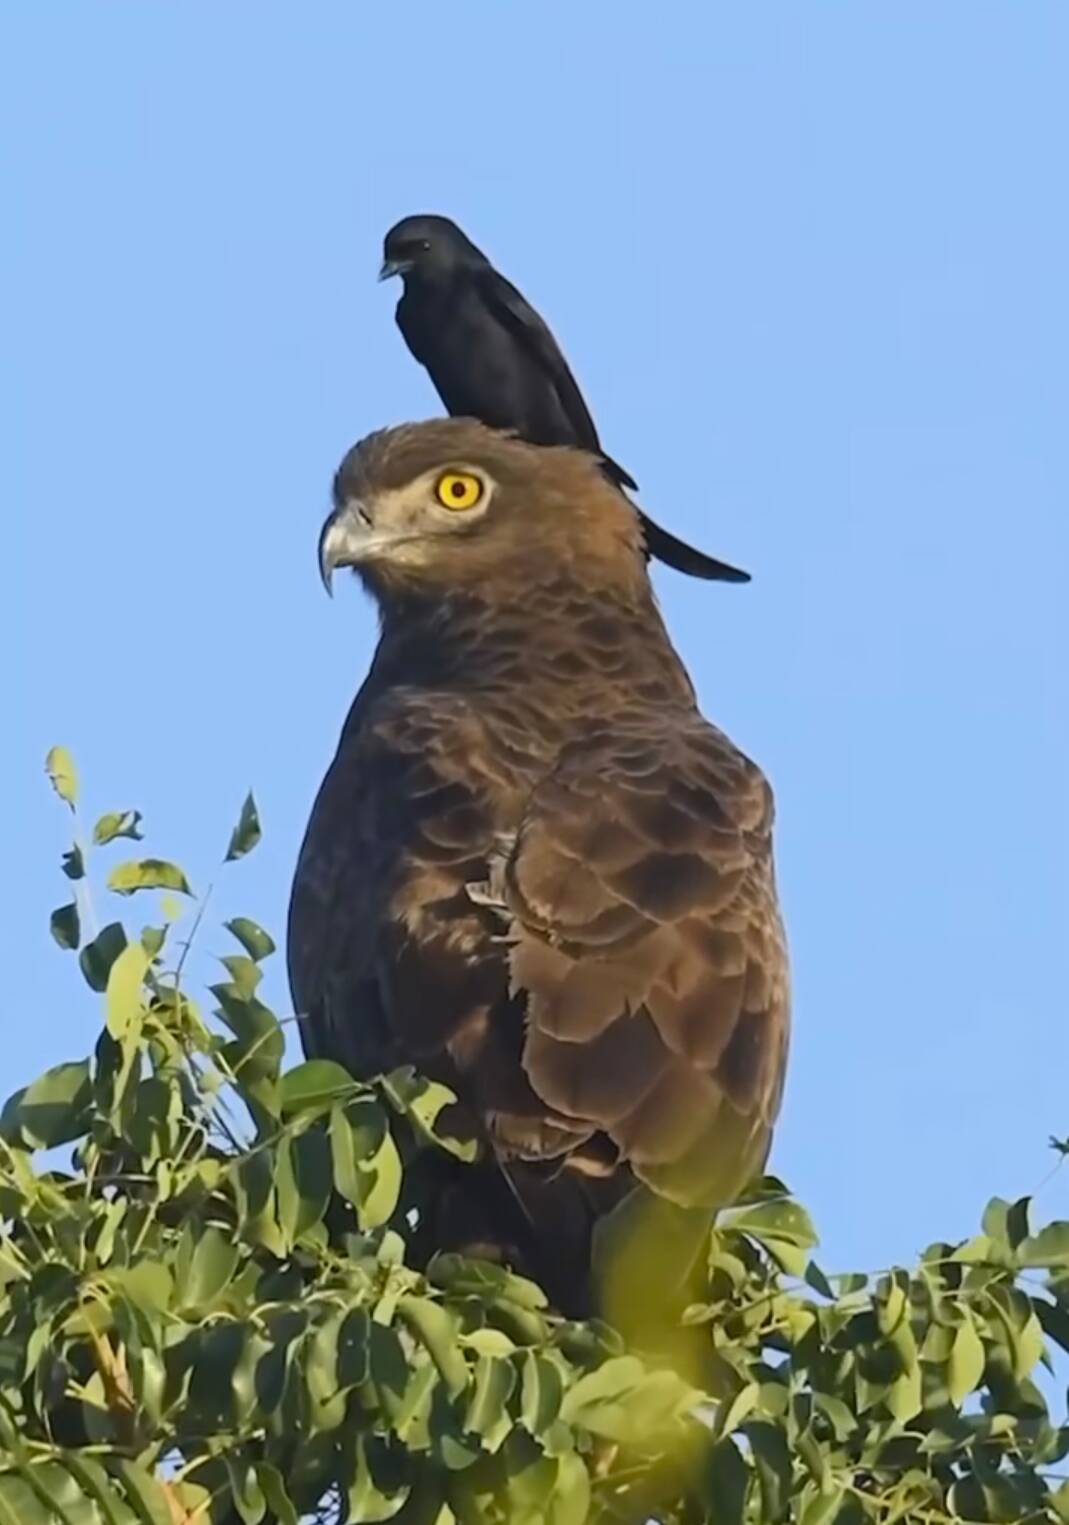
[
  {"left": 502, "top": 1454, "right": 560, "bottom": 1522},
  {"left": 105, "top": 1261, "right": 174, "bottom": 1315},
  {"left": 49, "top": 902, "right": 80, "bottom": 950},
  {"left": 0, "top": 1473, "right": 40, "bottom": 1525},
  {"left": 255, "top": 1467, "right": 298, "bottom": 1525},
  {"left": 1014, "top": 1308, "right": 1047, "bottom": 1378},
  {"left": 559, "top": 1356, "right": 645, "bottom": 1426},
  {"left": 305, "top": 1310, "right": 346, "bottom": 1415},
  {"left": 876, "top": 1276, "right": 907, "bottom": 1337},
  {"left": 108, "top": 858, "right": 192, "bottom": 896},
  {"left": 342, "top": 1432, "right": 410, "bottom": 1522},
  {"left": 518, "top": 1351, "right": 563, "bottom": 1436},
  {"left": 948, "top": 1313, "right": 986, "bottom": 1405},
  {"left": 3, "top": 1059, "right": 91, "bottom": 1148},
  {"left": 382, "top": 1067, "right": 479, "bottom": 1162},
  {"left": 276, "top": 1128, "right": 332, "bottom": 1245},
  {"left": 105, "top": 940, "right": 150, "bottom": 1038},
  {"left": 813, "top": 1392, "right": 856, "bottom": 1440},
  {"left": 625, "top": 1370, "right": 705, "bottom": 1442},
  {"left": 79, "top": 922, "right": 128, "bottom": 992},
  {"left": 214, "top": 986, "right": 284, "bottom": 1091},
  {"left": 183, "top": 1226, "right": 240, "bottom": 1309},
  {"left": 337, "top": 1309, "right": 371, "bottom": 1389},
  {"left": 544, "top": 1453, "right": 591, "bottom": 1525},
  {"left": 45, "top": 745, "right": 78, "bottom": 809},
  {"left": 24, "top": 1061, "right": 90, "bottom": 1146},
  {"left": 187, "top": 1323, "right": 249, "bottom": 1432},
  {"left": 329, "top": 1098, "right": 395, "bottom": 1215},
  {"left": 279, "top": 1058, "right": 360, "bottom": 1113},
  {"left": 0, "top": 1463, "right": 104, "bottom": 1525},
  {"left": 985, "top": 1285, "right": 1049, "bottom": 1381},
  {"left": 1007, "top": 1195, "right": 1032, "bottom": 1247},
  {"left": 982, "top": 1194, "right": 1030, "bottom": 1250},
  {"left": 804, "top": 1260, "right": 836, "bottom": 1299},
  {"left": 225, "top": 1457, "right": 267, "bottom": 1525},
  {"left": 225, "top": 791, "right": 262, "bottom": 862},
  {"left": 225, "top": 916, "right": 276, "bottom": 961},
  {"left": 106, "top": 1459, "right": 175, "bottom": 1525},
  {"left": 1035, "top": 1296, "right": 1069, "bottom": 1355},
  {"left": 92, "top": 810, "right": 144, "bottom": 845},
  {"left": 355, "top": 1128, "right": 403, "bottom": 1229},
  {"left": 141, "top": 925, "right": 166, "bottom": 958},
  {"left": 331, "top": 1102, "right": 366, "bottom": 1206},
  {"left": 428, "top": 1255, "right": 548, "bottom": 1311},
  {"left": 221, "top": 954, "right": 262, "bottom": 999},
  {"left": 559, "top": 1360, "right": 703, "bottom": 1445},
  {"left": 715, "top": 1380, "right": 760, "bottom": 1438},
  {"left": 727, "top": 1195, "right": 818, "bottom": 1244},
  {"left": 799, "top": 1485, "right": 846, "bottom": 1525},
  {"left": 463, "top": 1353, "right": 516, "bottom": 1451},
  {"left": 464, "top": 1327, "right": 514, "bottom": 1356},
  {"left": 368, "top": 1326, "right": 409, "bottom": 1430},
  {"left": 743, "top": 1421, "right": 792, "bottom": 1521},
  {"left": 706, "top": 1436, "right": 750, "bottom": 1525},
  {"left": 167, "top": 1483, "right": 213, "bottom": 1524},
  {"left": 951, "top": 1233, "right": 1005, "bottom": 1265},
  {"left": 1018, "top": 1222, "right": 1069, "bottom": 1268},
  {"left": 63, "top": 1454, "right": 142, "bottom": 1525},
  {"left": 982, "top": 1196, "right": 1012, "bottom": 1243},
  {"left": 397, "top": 1296, "right": 468, "bottom": 1398},
  {"left": 885, "top": 1358, "right": 922, "bottom": 1421},
  {"left": 61, "top": 845, "right": 85, "bottom": 881},
  {"left": 1051, "top": 1480, "right": 1069, "bottom": 1525},
  {"left": 727, "top": 1197, "right": 818, "bottom": 1274}
]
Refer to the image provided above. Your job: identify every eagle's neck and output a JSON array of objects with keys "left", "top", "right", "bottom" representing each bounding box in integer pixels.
[{"left": 370, "top": 582, "right": 696, "bottom": 720}]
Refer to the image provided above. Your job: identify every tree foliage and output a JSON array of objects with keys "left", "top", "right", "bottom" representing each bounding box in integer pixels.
[{"left": 0, "top": 754, "right": 1066, "bottom": 1523}]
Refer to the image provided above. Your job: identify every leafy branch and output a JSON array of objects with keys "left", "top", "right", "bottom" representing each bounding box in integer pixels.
[{"left": 0, "top": 752, "right": 1065, "bottom": 1524}]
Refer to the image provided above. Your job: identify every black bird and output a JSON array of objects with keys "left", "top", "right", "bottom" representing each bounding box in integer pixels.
[{"left": 380, "top": 213, "right": 749, "bottom": 583}]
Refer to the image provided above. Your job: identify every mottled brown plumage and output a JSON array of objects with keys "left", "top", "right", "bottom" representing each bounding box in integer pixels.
[{"left": 288, "top": 419, "right": 789, "bottom": 1314}]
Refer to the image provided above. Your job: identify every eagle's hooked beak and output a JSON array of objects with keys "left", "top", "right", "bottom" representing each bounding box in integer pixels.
[
  {"left": 318, "top": 512, "right": 341, "bottom": 596},
  {"left": 318, "top": 499, "right": 373, "bottom": 595}
]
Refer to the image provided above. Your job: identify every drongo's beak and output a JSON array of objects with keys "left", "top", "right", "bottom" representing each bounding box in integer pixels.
[{"left": 378, "top": 257, "right": 410, "bottom": 282}]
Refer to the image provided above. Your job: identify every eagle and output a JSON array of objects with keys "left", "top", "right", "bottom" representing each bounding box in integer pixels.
[
  {"left": 287, "top": 419, "right": 789, "bottom": 1317},
  {"left": 379, "top": 213, "right": 751, "bottom": 585}
]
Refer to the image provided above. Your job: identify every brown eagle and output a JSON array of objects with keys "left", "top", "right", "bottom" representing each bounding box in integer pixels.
[{"left": 287, "top": 419, "right": 789, "bottom": 1316}]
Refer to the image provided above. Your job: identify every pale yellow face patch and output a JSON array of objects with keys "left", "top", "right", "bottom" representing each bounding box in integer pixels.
[{"left": 359, "top": 463, "right": 495, "bottom": 565}]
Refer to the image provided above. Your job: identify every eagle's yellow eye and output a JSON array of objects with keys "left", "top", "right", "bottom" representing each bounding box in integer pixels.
[{"left": 435, "top": 471, "right": 484, "bottom": 511}]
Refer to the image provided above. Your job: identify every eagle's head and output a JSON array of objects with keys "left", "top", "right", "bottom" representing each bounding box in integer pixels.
[{"left": 318, "top": 419, "right": 648, "bottom": 604}]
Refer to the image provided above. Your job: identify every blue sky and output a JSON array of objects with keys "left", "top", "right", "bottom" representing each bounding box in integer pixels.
[{"left": 6, "top": 4, "right": 1067, "bottom": 1277}]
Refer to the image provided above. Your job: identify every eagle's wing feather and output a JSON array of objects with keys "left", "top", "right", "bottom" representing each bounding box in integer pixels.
[
  {"left": 291, "top": 685, "right": 788, "bottom": 1209},
  {"left": 287, "top": 685, "right": 513, "bottom": 1081},
  {"left": 504, "top": 718, "right": 789, "bottom": 1207}
]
